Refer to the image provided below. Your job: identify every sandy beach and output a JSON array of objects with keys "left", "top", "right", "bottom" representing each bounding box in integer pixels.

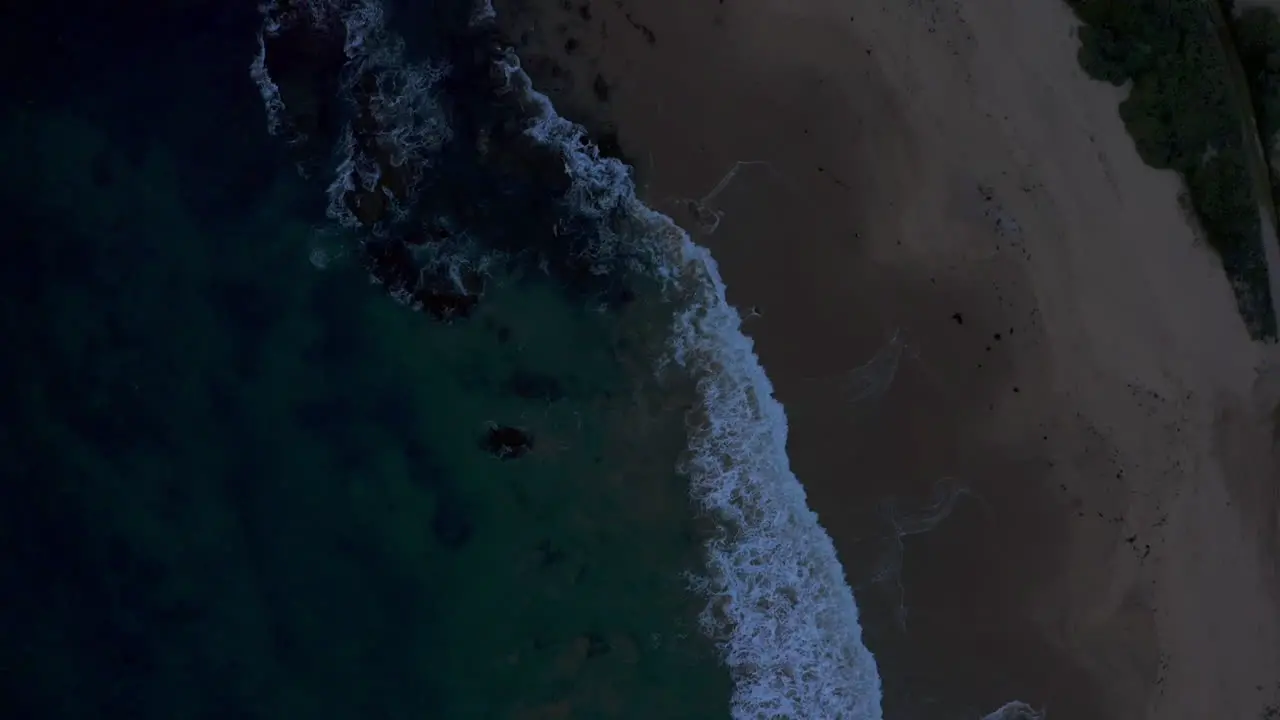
[{"left": 496, "top": 0, "right": 1280, "bottom": 717}]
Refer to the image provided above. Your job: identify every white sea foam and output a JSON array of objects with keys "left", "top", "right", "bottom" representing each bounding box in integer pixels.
[
  {"left": 249, "top": 34, "right": 288, "bottom": 138},
  {"left": 325, "top": 124, "right": 363, "bottom": 228},
  {"left": 497, "top": 51, "right": 883, "bottom": 720},
  {"left": 255, "top": 0, "right": 451, "bottom": 221},
  {"left": 335, "top": 0, "right": 452, "bottom": 195},
  {"left": 470, "top": 0, "right": 496, "bottom": 27}
]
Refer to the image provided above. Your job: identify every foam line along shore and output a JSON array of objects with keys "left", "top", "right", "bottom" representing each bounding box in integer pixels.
[{"left": 251, "top": 0, "right": 887, "bottom": 717}]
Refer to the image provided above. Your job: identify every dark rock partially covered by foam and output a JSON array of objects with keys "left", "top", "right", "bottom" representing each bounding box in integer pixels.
[{"left": 252, "top": 0, "right": 643, "bottom": 326}]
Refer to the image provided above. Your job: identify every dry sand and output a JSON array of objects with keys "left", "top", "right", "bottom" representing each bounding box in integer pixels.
[{"left": 497, "top": 0, "right": 1280, "bottom": 717}]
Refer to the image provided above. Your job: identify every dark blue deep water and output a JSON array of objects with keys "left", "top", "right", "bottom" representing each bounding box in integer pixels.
[{"left": 0, "top": 1, "right": 732, "bottom": 716}]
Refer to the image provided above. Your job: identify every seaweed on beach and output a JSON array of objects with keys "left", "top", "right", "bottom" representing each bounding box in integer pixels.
[{"left": 1064, "top": 0, "right": 1278, "bottom": 340}]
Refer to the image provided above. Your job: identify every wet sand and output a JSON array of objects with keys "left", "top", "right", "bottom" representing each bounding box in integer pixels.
[{"left": 497, "top": 0, "right": 1280, "bottom": 717}]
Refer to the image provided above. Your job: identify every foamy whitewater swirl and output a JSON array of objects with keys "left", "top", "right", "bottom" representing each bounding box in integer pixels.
[
  {"left": 254, "top": 0, "right": 451, "bottom": 230},
  {"left": 497, "top": 53, "right": 883, "bottom": 720}
]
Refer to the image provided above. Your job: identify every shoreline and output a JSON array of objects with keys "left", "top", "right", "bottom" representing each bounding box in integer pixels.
[
  {"left": 502, "top": 55, "right": 887, "bottom": 718},
  {"left": 496, "top": 0, "right": 1280, "bottom": 718}
]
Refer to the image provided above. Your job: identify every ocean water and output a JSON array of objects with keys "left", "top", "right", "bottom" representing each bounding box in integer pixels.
[
  {"left": 0, "top": 0, "right": 1039, "bottom": 718},
  {"left": 249, "top": 0, "right": 892, "bottom": 715}
]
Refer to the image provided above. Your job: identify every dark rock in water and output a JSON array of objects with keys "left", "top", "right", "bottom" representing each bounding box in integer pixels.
[
  {"left": 505, "top": 369, "right": 564, "bottom": 401},
  {"left": 482, "top": 424, "right": 533, "bottom": 459},
  {"left": 258, "top": 4, "right": 347, "bottom": 155},
  {"left": 258, "top": 0, "right": 646, "bottom": 314},
  {"left": 416, "top": 288, "right": 480, "bottom": 321},
  {"left": 363, "top": 239, "right": 417, "bottom": 296},
  {"left": 358, "top": 235, "right": 482, "bottom": 321}
]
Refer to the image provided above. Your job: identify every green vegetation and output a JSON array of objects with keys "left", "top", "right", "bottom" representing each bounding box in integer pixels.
[
  {"left": 1065, "top": 0, "right": 1279, "bottom": 339},
  {"left": 1232, "top": 5, "right": 1280, "bottom": 208}
]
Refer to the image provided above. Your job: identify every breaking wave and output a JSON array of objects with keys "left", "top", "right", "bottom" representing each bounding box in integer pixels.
[
  {"left": 250, "top": 0, "right": 895, "bottom": 717},
  {"left": 495, "top": 48, "right": 882, "bottom": 720}
]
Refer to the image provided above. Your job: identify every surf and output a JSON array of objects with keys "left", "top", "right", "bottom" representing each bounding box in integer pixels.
[
  {"left": 251, "top": 0, "right": 885, "bottom": 717},
  {"left": 494, "top": 52, "right": 884, "bottom": 719}
]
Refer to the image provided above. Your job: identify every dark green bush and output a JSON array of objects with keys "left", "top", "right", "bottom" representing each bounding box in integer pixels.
[
  {"left": 1064, "top": 0, "right": 1277, "bottom": 339},
  {"left": 1233, "top": 7, "right": 1280, "bottom": 197},
  {"left": 1076, "top": 25, "right": 1140, "bottom": 85}
]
